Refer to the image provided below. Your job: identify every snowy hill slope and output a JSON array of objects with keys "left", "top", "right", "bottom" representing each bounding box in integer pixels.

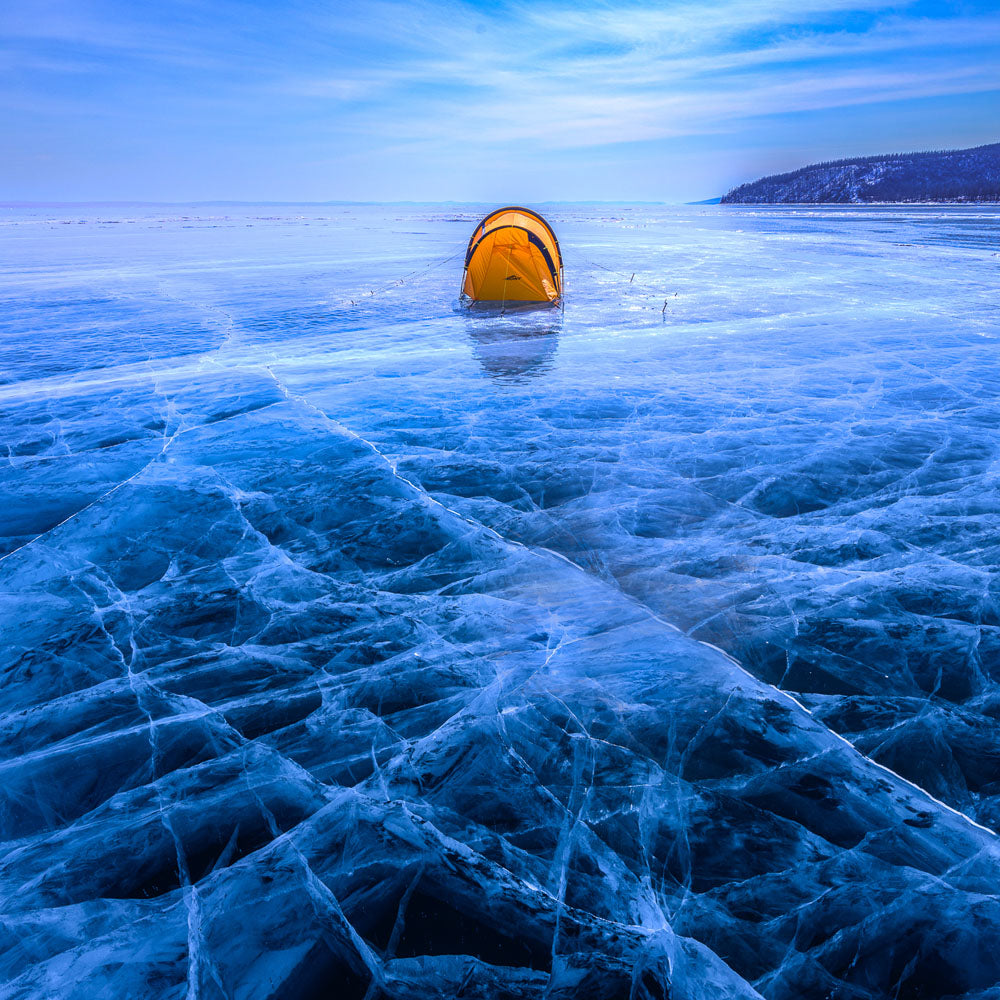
[{"left": 722, "top": 141, "right": 1000, "bottom": 203}]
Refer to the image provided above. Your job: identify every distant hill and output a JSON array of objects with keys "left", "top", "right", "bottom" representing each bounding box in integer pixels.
[{"left": 721, "top": 142, "right": 1000, "bottom": 204}]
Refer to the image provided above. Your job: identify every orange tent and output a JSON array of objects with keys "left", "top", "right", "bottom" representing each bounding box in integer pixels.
[{"left": 461, "top": 207, "right": 562, "bottom": 306}]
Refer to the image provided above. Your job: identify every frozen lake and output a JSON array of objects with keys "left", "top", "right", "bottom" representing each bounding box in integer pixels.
[{"left": 2, "top": 203, "right": 1000, "bottom": 999}]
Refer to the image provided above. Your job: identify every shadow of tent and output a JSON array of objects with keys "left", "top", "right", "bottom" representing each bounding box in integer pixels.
[{"left": 465, "top": 313, "right": 561, "bottom": 381}]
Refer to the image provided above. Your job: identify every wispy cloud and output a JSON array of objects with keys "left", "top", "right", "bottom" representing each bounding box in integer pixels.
[
  {"left": 1, "top": 0, "right": 998, "bottom": 198},
  {"left": 273, "top": 1, "right": 1000, "bottom": 148}
]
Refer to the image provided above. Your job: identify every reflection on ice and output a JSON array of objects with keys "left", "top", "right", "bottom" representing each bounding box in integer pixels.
[
  {"left": 2, "top": 203, "right": 1000, "bottom": 999},
  {"left": 465, "top": 313, "right": 561, "bottom": 380}
]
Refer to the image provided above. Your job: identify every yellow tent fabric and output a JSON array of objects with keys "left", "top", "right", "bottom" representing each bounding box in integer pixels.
[{"left": 462, "top": 207, "right": 562, "bottom": 305}]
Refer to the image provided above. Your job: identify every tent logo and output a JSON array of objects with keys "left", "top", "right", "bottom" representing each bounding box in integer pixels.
[{"left": 505, "top": 274, "right": 521, "bottom": 281}]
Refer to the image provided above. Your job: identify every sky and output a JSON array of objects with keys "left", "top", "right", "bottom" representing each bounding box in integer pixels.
[{"left": 2, "top": 0, "right": 999, "bottom": 202}]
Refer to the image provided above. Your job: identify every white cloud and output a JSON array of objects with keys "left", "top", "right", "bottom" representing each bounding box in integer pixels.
[
  {"left": 281, "top": 1, "right": 1000, "bottom": 152},
  {"left": 2, "top": 0, "right": 998, "bottom": 198}
]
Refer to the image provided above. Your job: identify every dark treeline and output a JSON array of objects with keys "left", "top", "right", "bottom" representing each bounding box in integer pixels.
[{"left": 722, "top": 141, "right": 1000, "bottom": 203}]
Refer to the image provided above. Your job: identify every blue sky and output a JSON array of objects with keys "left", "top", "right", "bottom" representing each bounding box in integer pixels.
[{"left": 2, "top": 0, "right": 999, "bottom": 202}]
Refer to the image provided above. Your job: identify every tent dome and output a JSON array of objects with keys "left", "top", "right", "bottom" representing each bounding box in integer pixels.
[{"left": 461, "top": 207, "right": 562, "bottom": 306}]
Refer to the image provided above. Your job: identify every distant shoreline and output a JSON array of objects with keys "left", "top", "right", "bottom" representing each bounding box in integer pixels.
[
  {"left": 722, "top": 141, "right": 1000, "bottom": 205},
  {"left": 2, "top": 200, "right": 999, "bottom": 211},
  {"left": 718, "top": 200, "right": 1000, "bottom": 207}
]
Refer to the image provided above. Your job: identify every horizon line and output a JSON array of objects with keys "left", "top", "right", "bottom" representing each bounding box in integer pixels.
[{"left": 0, "top": 199, "right": 710, "bottom": 208}]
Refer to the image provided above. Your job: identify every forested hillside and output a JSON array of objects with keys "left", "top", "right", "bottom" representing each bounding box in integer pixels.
[{"left": 722, "top": 142, "right": 1000, "bottom": 203}]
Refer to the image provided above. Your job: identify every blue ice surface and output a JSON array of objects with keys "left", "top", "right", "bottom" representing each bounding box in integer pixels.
[{"left": 1, "top": 202, "right": 1000, "bottom": 999}]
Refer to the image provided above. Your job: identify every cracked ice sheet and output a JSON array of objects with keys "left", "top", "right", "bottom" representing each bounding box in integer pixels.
[{"left": 2, "top": 205, "right": 1000, "bottom": 1000}]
